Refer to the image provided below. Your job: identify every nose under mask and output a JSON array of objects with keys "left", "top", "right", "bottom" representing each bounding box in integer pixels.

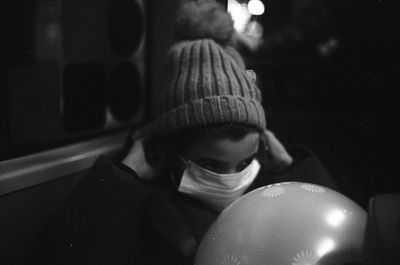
[{"left": 177, "top": 157, "right": 261, "bottom": 211}]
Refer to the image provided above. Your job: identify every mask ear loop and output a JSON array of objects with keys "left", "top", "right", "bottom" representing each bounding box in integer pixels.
[
  {"left": 258, "top": 130, "right": 271, "bottom": 158},
  {"left": 169, "top": 152, "right": 188, "bottom": 189},
  {"left": 257, "top": 130, "right": 278, "bottom": 175}
]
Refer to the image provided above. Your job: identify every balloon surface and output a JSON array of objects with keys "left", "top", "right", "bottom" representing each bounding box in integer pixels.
[{"left": 194, "top": 182, "right": 367, "bottom": 265}]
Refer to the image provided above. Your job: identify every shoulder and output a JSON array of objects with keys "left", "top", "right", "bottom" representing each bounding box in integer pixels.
[
  {"left": 256, "top": 146, "right": 341, "bottom": 192},
  {"left": 277, "top": 146, "right": 341, "bottom": 191}
]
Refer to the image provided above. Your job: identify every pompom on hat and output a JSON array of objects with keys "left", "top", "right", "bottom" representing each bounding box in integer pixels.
[{"left": 142, "top": 0, "right": 266, "bottom": 138}]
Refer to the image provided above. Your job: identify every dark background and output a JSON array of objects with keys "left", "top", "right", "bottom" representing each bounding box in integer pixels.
[{"left": 247, "top": 0, "right": 400, "bottom": 208}]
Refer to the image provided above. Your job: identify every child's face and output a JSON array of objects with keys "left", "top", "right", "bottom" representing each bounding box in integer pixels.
[{"left": 180, "top": 131, "right": 260, "bottom": 174}]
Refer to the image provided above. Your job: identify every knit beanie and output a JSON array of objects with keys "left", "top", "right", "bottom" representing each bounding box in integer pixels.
[{"left": 143, "top": 0, "right": 266, "bottom": 138}]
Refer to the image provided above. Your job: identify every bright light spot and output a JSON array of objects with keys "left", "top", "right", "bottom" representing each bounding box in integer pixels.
[
  {"left": 326, "top": 209, "right": 346, "bottom": 227},
  {"left": 317, "top": 238, "right": 335, "bottom": 257},
  {"left": 228, "top": 0, "right": 252, "bottom": 32},
  {"left": 248, "top": 0, "right": 265, "bottom": 16}
]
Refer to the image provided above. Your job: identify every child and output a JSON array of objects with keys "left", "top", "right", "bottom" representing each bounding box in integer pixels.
[{"left": 52, "top": 1, "right": 340, "bottom": 265}]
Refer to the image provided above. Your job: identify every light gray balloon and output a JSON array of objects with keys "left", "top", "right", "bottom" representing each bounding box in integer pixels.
[{"left": 195, "top": 182, "right": 367, "bottom": 265}]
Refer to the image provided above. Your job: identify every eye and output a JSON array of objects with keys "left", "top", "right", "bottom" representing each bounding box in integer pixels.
[
  {"left": 197, "top": 162, "right": 223, "bottom": 173},
  {"left": 237, "top": 157, "right": 254, "bottom": 171},
  {"left": 201, "top": 164, "right": 216, "bottom": 171}
]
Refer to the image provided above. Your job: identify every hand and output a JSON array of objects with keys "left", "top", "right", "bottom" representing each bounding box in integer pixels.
[
  {"left": 122, "top": 137, "right": 163, "bottom": 181},
  {"left": 261, "top": 130, "right": 293, "bottom": 171}
]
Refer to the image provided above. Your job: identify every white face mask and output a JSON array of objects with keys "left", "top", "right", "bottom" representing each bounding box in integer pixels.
[{"left": 177, "top": 158, "right": 260, "bottom": 211}]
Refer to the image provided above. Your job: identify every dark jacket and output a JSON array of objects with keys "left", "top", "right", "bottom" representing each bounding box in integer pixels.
[{"left": 50, "top": 147, "right": 340, "bottom": 265}]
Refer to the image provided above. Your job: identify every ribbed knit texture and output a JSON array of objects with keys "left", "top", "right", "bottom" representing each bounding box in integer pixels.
[{"left": 143, "top": 39, "right": 266, "bottom": 138}]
